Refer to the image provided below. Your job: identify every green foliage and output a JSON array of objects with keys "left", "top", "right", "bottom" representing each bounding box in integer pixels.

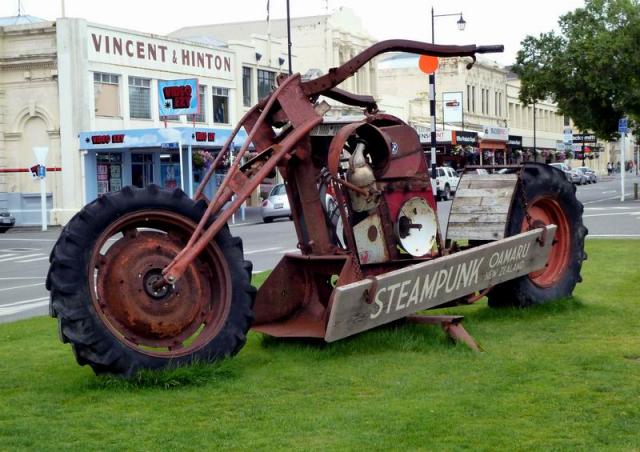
[
  {"left": 0, "top": 240, "right": 639, "bottom": 450},
  {"left": 513, "top": 0, "right": 640, "bottom": 139}
]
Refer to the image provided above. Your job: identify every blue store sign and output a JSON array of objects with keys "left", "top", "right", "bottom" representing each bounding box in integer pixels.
[{"left": 158, "top": 78, "right": 199, "bottom": 116}]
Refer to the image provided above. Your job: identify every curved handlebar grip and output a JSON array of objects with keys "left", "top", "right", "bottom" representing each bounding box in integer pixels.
[{"left": 475, "top": 45, "right": 505, "bottom": 54}]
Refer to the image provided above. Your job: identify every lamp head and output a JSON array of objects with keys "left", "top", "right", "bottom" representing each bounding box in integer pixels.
[{"left": 457, "top": 14, "right": 466, "bottom": 31}]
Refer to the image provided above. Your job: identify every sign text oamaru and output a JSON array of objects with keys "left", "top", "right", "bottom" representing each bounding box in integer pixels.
[{"left": 325, "top": 227, "right": 556, "bottom": 342}]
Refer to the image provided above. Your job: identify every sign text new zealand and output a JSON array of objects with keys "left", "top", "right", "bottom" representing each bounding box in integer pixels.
[{"left": 325, "top": 226, "right": 556, "bottom": 342}]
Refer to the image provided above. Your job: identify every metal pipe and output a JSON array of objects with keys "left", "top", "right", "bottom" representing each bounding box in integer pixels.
[{"left": 164, "top": 115, "right": 322, "bottom": 283}]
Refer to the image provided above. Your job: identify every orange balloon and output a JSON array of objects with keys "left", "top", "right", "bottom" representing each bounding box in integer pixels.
[{"left": 418, "top": 55, "right": 439, "bottom": 74}]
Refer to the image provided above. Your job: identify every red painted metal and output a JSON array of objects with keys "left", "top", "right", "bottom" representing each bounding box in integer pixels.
[
  {"left": 0, "top": 167, "right": 62, "bottom": 173},
  {"left": 522, "top": 198, "right": 571, "bottom": 288}
]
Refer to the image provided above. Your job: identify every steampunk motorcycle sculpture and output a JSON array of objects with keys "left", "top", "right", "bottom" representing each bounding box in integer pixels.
[{"left": 47, "top": 40, "right": 587, "bottom": 377}]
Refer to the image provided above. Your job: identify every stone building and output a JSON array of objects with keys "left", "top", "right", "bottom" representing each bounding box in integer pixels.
[{"left": 0, "top": 16, "right": 287, "bottom": 225}]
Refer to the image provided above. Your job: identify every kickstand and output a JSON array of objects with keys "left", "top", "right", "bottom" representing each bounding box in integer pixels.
[{"left": 406, "top": 315, "right": 483, "bottom": 352}]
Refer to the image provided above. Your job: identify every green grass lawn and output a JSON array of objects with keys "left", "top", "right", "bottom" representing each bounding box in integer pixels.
[{"left": 1, "top": 240, "right": 639, "bottom": 451}]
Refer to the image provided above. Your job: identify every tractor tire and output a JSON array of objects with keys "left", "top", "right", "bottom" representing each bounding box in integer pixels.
[
  {"left": 487, "top": 163, "right": 587, "bottom": 308},
  {"left": 47, "top": 185, "right": 255, "bottom": 377}
]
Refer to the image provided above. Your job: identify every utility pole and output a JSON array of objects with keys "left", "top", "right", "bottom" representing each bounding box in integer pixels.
[
  {"left": 533, "top": 101, "right": 537, "bottom": 160},
  {"left": 430, "top": 6, "right": 465, "bottom": 177},
  {"left": 286, "top": 0, "right": 292, "bottom": 75},
  {"left": 621, "top": 132, "right": 626, "bottom": 202}
]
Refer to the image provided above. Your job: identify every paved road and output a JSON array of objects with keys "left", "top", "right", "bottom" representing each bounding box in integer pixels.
[{"left": 1, "top": 173, "right": 638, "bottom": 323}]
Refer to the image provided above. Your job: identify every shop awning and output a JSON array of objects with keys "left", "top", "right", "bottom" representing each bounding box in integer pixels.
[
  {"left": 78, "top": 127, "right": 248, "bottom": 150},
  {"left": 479, "top": 139, "right": 507, "bottom": 150}
]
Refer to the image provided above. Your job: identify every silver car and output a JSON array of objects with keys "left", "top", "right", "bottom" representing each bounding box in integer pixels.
[
  {"left": 0, "top": 208, "right": 15, "bottom": 233},
  {"left": 261, "top": 184, "right": 291, "bottom": 223},
  {"left": 569, "top": 169, "right": 587, "bottom": 185},
  {"left": 575, "top": 166, "right": 597, "bottom": 184}
]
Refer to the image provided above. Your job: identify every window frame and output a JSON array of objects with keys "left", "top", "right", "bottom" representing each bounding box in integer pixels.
[
  {"left": 93, "top": 72, "right": 121, "bottom": 117},
  {"left": 128, "top": 76, "right": 152, "bottom": 120}
]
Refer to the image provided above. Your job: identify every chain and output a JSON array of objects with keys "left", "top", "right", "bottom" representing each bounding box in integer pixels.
[{"left": 517, "top": 166, "right": 534, "bottom": 230}]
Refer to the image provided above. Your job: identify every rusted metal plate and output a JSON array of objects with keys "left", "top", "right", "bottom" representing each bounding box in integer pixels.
[
  {"left": 447, "top": 174, "right": 518, "bottom": 241},
  {"left": 325, "top": 226, "right": 556, "bottom": 342}
]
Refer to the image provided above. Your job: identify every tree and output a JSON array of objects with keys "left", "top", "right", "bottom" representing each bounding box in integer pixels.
[{"left": 512, "top": 0, "right": 640, "bottom": 139}]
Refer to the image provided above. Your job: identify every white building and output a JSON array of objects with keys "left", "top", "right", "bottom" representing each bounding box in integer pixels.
[
  {"left": 378, "top": 54, "right": 508, "bottom": 132},
  {"left": 0, "top": 17, "right": 288, "bottom": 225},
  {"left": 170, "top": 7, "right": 378, "bottom": 117}
]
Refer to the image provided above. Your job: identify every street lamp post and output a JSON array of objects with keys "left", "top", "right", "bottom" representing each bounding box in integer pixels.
[{"left": 430, "top": 7, "right": 466, "bottom": 178}]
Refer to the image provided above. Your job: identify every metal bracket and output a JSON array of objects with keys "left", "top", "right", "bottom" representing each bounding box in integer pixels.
[{"left": 406, "top": 315, "right": 482, "bottom": 352}]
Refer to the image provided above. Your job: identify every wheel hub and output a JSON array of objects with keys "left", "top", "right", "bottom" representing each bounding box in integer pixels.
[
  {"left": 143, "top": 269, "right": 171, "bottom": 299},
  {"left": 89, "top": 211, "right": 232, "bottom": 357}
]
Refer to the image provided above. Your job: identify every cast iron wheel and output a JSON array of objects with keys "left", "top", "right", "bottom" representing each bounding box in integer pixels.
[
  {"left": 487, "top": 163, "right": 587, "bottom": 308},
  {"left": 47, "top": 185, "right": 255, "bottom": 377}
]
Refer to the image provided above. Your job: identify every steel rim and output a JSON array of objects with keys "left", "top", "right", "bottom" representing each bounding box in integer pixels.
[
  {"left": 521, "top": 197, "right": 571, "bottom": 288},
  {"left": 88, "top": 210, "right": 231, "bottom": 358}
]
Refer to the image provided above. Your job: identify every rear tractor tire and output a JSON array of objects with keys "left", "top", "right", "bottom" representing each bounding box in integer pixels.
[
  {"left": 47, "top": 185, "right": 256, "bottom": 377},
  {"left": 487, "top": 163, "right": 587, "bottom": 308}
]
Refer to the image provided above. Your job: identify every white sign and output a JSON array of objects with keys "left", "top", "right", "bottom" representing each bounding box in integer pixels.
[
  {"left": 443, "top": 92, "right": 463, "bottom": 123},
  {"left": 482, "top": 125, "right": 508, "bottom": 141},
  {"left": 418, "top": 130, "right": 453, "bottom": 144},
  {"left": 563, "top": 127, "right": 573, "bottom": 145},
  {"left": 88, "top": 26, "right": 234, "bottom": 80}
]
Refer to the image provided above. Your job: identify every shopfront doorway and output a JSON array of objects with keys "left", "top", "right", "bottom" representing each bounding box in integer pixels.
[{"left": 131, "top": 153, "right": 154, "bottom": 188}]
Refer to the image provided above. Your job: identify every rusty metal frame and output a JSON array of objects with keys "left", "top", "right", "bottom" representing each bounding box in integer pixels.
[{"left": 160, "top": 39, "right": 504, "bottom": 286}]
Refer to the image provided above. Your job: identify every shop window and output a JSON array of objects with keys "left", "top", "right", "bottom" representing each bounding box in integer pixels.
[
  {"left": 96, "top": 152, "right": 123, "bottom": 195},
  {"left": 129, "top": 76, "right": 151, "bottom": 119},
  {"left": 466, "top": 85, "right": 471, "bottom": 112},
  {"left": 242, "top": 67, "right": 253, "bottom": 107},
  {"left": 212, "top": 87, "right": 229, "bottom": 124},
  {"left": 132, "top": 153, "right": 154, "bottom": 188},
  {"left": 186, "top": 85, "right": 207, "bottom": 123},
  {"left": 471, "top": 86, "right": 476, "bottom": 113},
  {"left": 160, "top": 152, "right": 182, "bottom": 190},
  {"left": 94, "top": 72, "right": 120, "bottom": 117},
  {"left": 257, "top": 69, "right": 275, "bottom": 99}
]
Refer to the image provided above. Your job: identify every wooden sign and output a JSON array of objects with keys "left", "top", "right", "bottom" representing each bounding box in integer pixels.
[{"left": 325, "top": 226, "right": 556, "bottom": 342}]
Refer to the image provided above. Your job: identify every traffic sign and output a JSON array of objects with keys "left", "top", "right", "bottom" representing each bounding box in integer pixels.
[{"left": 619, "top": 117, "right": 628, "bottom": 133}]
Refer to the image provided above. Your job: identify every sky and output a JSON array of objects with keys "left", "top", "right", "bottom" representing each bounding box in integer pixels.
[{"left": 1, "top": 0, "right": 585, "bottom": 65}]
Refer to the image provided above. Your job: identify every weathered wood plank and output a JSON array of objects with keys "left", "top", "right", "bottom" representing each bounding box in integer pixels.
[
  {"left": 450, "top": 196, "right": 512, "bottom": 208},
  {"left": 449, "top": 204, "right": 511, "bottom": 215},
  {"left": 458, "top": 176, "right": 518, "bottom": 190},
  {"left": 455, "top": 188, "right": 517, "bottom": 198},
  {"left": 447, "top": 223, "right": 506, "bottom": 241},
  {"left": 325, "top": 226, "right": 557, "bottom": 342},
  {"left": 448, "top": 213, "right": 510, "bottom": 224}
]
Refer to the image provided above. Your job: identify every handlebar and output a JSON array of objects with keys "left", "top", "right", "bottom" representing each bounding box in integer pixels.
[
  {"left": 475, "top": 45, "right": 505, "bottom": 54},
  {"left": 301, "top": 39, "right": 504, "bottom": 98}
]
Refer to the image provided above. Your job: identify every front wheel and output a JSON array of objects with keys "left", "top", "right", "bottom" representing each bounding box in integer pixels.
[
  {"left": 488, "top": 164, "right": 587, "bottom": 308},
  {"left": 47, "top": 185, "right": 255, "bottom": 377}
]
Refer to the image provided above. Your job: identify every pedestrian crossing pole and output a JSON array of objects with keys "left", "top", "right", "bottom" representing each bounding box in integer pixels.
[{"left": 429, "top": 73, "right": 437, "bottom": 179}]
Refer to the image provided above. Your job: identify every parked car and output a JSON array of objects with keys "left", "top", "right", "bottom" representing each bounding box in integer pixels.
[
  {"left": 574, "top": 166, "right": 597, "bottom": 184},
  {"left": 261, "top": 183, "right": 291, "bottom": 223},
  {"left": 569, "top": 169, "right": 588, "bottom": 185},
  {"left": 434, "top": 166, "right": 460, "bottom": 201},
  {"left": 549, "top": 163, "right": 573, "bottom": 183},
  {"left": 0, "top": 208, "right": 16, "bottom": 233}
]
